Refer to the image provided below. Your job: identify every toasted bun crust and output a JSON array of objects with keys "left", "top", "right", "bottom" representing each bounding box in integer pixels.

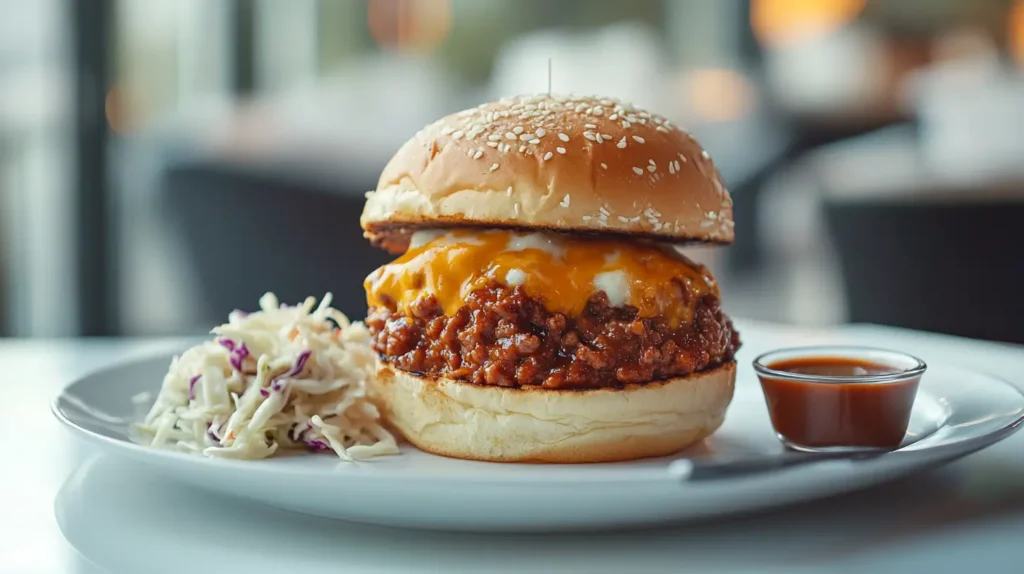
[
  {"left": 371, "top": 360, "right": 736, "bottom": 463},
  {"left": 362, "top": 94, "right": 734, "bottom": 253}
]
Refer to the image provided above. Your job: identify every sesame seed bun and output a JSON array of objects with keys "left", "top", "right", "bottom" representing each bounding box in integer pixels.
[
  {"left": 370, "top": 360, "right": 736, "bottom": 463},
  {"left": 361, "top": 94, "right": 734, "bottom": 253}
]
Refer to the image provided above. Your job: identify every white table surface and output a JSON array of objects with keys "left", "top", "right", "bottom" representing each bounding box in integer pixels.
[{"left": 7, "top": 323, "right": 1024, "bottom": 574}]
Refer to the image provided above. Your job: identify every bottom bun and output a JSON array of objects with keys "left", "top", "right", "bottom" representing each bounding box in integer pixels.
[{"left": 371, "top": 361, "right": 736, "bottom": 463}]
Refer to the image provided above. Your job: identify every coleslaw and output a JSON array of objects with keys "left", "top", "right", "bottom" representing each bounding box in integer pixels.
[{"left": 133, "top": 292, "right": 398, "bottom": 461}]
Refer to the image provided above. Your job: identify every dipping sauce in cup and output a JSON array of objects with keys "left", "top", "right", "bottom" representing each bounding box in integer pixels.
[{"left": 753, "top": 347, "right": 927, "bottom": 452}]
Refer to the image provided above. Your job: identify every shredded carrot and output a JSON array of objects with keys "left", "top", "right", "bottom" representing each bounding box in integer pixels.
[{"left": 289, "top": 328, "right": 299, "bottom": 341}]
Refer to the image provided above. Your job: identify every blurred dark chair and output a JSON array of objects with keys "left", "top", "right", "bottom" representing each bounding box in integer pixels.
[
  {"left": 824, "top": 196, "right": 1024, "bottom": 344},
  {"left": 161, "top": 160, "right": 393, "bottom": 325}
]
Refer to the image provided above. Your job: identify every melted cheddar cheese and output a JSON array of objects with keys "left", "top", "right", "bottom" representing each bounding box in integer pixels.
[{"left": 364, "top": 230, "right": 718, "bottom": 325}]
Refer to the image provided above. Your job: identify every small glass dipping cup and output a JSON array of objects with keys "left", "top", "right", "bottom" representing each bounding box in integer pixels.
[{"left": 753, "top": 346, "right": 927, "bottom": 452}]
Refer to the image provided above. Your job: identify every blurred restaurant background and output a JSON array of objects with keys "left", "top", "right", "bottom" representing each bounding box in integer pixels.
[{"left": 1, "top": 0, "right": 1022, "bottom": 343}]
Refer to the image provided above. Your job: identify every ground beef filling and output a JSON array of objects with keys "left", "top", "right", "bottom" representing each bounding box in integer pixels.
[{"left": 366, "top": 283, "right": 741, "bottom": 389}]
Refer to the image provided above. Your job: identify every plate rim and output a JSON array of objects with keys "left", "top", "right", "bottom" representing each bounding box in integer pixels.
[{"left": 51, "top": 349, "right": 1024, "bottom": 485}]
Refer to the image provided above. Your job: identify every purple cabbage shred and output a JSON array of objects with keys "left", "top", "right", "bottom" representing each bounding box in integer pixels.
[
  {"left": 292, "top": 350, "right": 311, "bottom": 375},
  {"left": 206, "top": 421, "right": 221, "bottom": 442},
  {"left": 306, "top": 439, "right": 331, "bottom": 452},
  {"left": 188, "top": 375, "right": 201, "bottom": 400},
  {"left": 219, "top": 339, "right": 250, "bottom": 371},
  {"left": 230, "top": 343, "right": 249, "bottom": 371},
  {"left": 268, "top": 350, "right": 312, "bottom": 394}
]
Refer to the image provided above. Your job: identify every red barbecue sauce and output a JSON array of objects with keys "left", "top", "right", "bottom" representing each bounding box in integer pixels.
[{"left": 758, "top": 356, "right": 921, "bottom": 449}]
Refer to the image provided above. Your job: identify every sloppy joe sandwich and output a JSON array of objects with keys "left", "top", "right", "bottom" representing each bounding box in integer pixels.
[{"left": 361, "top": 94, "right": 740, "bottom": 463}]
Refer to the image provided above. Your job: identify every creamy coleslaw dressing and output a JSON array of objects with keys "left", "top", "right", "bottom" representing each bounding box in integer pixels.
[{"left": 134, "top": 293, "right": 398, "bottom": 461}]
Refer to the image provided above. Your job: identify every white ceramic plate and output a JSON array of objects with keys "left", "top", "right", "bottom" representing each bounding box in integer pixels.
[{"left": 52, "top": 324, "right": 1024, "bottom": 532}]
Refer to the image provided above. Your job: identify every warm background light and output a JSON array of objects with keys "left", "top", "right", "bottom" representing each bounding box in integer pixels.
[
  {"left": 751, "top": 0, "right": 867, "bottom": 48},
  {"left": 1009, "top": 0, "right": 1024, "bottom": 66},
  {"left": 679, "top": 68, "right": 758, "bottom": 123},
  {"left": 105, "top": 83, "right": 130, "bottom": 134},
  {"left": 368, "top": 0, "right": 452, "bottom": 54}
]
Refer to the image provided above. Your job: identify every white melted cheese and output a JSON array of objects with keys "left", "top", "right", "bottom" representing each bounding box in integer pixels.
[
  {"left": 409, "top": 229, "right": 447, "bottom": 249},
  {"left": 505, "top": 268, "right": 527, "bottom": 286},
  {"left": 506, "top": 232, "right": 567, "bottom": 258},
  {"left": 593, "top": 270, "right": 630, "bottom": 306},
  {"left": 410, "top": 229, "right": 484, "bottom": 249}
]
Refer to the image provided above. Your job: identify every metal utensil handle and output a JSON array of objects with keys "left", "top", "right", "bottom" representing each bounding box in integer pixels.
[{"left": 671, "top": 450, "right": 881, "bottom": 482}]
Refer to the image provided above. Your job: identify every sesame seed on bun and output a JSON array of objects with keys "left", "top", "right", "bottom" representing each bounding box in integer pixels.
[{"left": 361, "top": 94, "right": 734, "bottom": 253}]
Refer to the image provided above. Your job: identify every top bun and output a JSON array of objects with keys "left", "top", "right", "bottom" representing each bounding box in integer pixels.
[{"left": 362, "top": 94, "right": 733, "bottom": 253}]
